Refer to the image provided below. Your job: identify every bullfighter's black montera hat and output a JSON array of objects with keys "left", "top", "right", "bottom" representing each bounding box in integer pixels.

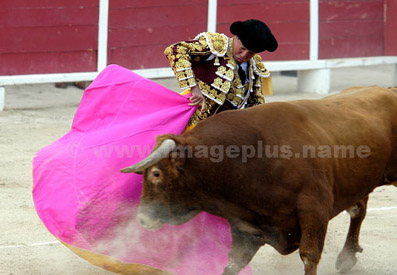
[{"left": 230, "top": 19, "right": 278, "bottom": 53}]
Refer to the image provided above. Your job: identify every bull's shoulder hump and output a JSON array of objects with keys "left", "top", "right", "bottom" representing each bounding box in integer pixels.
[
  {"left": 248, "top": 101, "right": 315, "bottom": 123},
  {"left": 326, "top": 86, "right": 397, "bottom": 101}
]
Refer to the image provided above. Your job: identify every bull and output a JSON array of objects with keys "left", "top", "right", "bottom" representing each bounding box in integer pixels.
[{"left": 121, "top": 86, "right": 397, "bottom": 275}]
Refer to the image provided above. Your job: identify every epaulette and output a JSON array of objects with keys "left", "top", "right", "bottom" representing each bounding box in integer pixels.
[
  {"left": 194, "top": 32, "right": 229, "bottom": 57},
  {"left": 252, "top": 55, "right": 271, "bottom": 78}
]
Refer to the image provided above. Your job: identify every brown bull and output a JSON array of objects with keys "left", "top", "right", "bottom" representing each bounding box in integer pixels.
[{"left": 121, "top": 86, "right": 397, "bottom": 275}]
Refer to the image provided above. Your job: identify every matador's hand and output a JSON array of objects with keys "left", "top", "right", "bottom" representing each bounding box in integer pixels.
[{"left": 189, "top": 86, "right": 207, "bottom": 112}]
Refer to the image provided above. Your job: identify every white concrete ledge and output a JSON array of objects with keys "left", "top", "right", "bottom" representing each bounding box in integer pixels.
[
  {"left": 265, "top": 56, "right": 397, "bottom": 71},
  {"left": 0, "top": 72, "right": 100, "bottom": 86},
  {"left": 0, "top": 68, "right": 175, "bottom": 86},
  {"left": 1, "top": 56, "right": 396, "bottom": 86},
  {"left": 265, "top": 56, "right": 397, "bottom": 94},
  {"left": 0, "top": 87, "right": 4, "bottom": 111}
]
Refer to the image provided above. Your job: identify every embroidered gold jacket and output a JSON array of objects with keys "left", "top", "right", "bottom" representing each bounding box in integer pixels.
[{"left": 164, "top": 32, "right": 271, "bottom": 124}]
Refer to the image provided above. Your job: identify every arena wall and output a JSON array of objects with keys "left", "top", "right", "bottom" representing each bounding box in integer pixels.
[{"left": 1, "top": 0, "right": 396, "bottom": 75}]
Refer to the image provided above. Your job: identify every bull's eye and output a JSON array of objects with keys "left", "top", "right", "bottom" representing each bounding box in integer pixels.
[
  {"left": 149, "top": 167, "right": 162, "bottom": 184},
  {"left": 153, "top": 171, "right": 161, "bottom": 177}
]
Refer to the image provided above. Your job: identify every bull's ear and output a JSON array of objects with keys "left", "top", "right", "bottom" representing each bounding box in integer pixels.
[{"left": 170, "top": 156, "right": 185, "bottom": 175}]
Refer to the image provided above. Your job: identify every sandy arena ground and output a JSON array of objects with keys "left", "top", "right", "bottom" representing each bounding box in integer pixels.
[{"left": 0, "top": 65, "right": 396, "bottom": 274}]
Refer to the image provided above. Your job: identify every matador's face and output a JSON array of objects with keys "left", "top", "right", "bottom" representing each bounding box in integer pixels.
[{"left": 232, "top": 36, "right": 257, "bottom": 64}]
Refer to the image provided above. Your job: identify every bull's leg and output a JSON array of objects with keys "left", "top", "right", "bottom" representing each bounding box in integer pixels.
[
  {"left": 335, "top": 196, "right": 368, "bottom": 273},
  {"left": 222, "top": 224, "right": 265, "bottom": 275},
  {"left": 298, "top": 200, "right": 330, "bottom": 275}
]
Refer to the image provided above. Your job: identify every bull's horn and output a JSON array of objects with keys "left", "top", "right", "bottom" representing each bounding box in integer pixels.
[{"left": 121, "top": 139, "right": 177, "bottom": 173}]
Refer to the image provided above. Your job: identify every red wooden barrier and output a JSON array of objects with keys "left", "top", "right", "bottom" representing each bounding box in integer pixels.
[
  {"left": 385, "top": 0, "right": 397, "bottom": 55},
  {"left": 0, "top": 0, "right": 395, "bottom": 76}
]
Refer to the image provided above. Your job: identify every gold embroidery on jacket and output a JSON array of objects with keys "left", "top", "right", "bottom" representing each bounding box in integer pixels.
[
  {"left": 165, "top": 33, "right": 268, "bottom": 118},
  {"left": 194, "top": 32, "right": 229, "bottom": 57},
  {"left": 197, "top": 80, "right": 225, "bottom": 105}
]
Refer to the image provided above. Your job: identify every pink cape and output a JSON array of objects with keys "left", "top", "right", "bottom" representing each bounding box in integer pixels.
[{"left": 32, "top": 65, "right": 251, "bottom": 274}]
